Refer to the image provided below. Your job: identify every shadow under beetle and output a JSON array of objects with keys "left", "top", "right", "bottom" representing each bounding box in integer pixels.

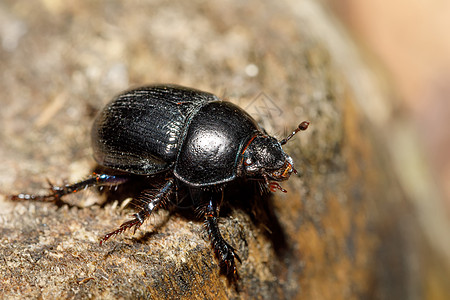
[{"left": 11, "top": 84, "right": 309, "bottom": 276}]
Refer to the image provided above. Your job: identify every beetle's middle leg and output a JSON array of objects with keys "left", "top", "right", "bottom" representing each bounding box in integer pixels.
[
  {"left": 100, "top": 178, "right": 174, "bottom": 245},
  {"left": 10, "top": 173, "right": 130, "bottom": 202}
]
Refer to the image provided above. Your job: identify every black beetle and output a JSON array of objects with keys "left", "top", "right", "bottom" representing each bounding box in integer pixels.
[{"left": 11, "top": 84, "right": 309, "bottom": 275}]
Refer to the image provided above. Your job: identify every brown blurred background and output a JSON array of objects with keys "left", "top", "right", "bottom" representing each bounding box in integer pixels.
[
  {"left": 329, "top": 0, "right": 450, "bottom": 297},
  {"left": 330, "top": 0, "right": 450, "bottom": 202}
]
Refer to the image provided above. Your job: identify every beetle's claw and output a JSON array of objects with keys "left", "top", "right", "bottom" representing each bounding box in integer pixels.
[{"left": 218, "top": 242, "right": 241, "bottom": 277}]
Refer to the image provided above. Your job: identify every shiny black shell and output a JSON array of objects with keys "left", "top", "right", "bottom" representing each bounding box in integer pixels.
[{"left": 92, "top": 85, "right": 260, "bottom": 186}]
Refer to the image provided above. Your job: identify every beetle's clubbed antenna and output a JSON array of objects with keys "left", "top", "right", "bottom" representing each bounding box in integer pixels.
[{"left": 279, "top": 121, "right": 310, "bottom": 145}]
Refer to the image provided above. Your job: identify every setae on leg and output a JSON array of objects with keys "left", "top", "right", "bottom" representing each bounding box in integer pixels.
[{"left": 100, "top": 178, "right": 174, "bottom": 245}]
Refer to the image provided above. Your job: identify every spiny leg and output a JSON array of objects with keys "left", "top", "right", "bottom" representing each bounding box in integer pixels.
[
  {"left": 100, "top": 178, "right": 174, "bottom": 245},
  {"left": 204, "top": 190, "right": 241, "bottom": 276},
  {"left": 10, "top": 173, "right": 130, "bottom": 202}
]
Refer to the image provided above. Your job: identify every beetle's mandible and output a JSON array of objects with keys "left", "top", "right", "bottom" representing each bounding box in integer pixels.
[{"left": 11, "top": 84, "right": 309, "bottom": 276}]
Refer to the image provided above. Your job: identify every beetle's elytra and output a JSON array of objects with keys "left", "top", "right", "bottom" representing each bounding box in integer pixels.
[{"left": 11, "top": 84, "right": 309, "bottom": 276}]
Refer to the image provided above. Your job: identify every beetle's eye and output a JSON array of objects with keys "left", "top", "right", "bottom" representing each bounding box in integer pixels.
[{"left": 244, "top": 157, "right": 253, "bottom": 166}]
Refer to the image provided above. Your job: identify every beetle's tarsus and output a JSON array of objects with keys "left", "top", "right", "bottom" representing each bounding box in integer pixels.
[
  {"left": 9, "top": 192, "right": 55, "bottom": 202},
  {"left": 100, "top": 218, "right": 143, "bottom": 245},
  {"left": 10, "top": 173, "right": 130, "bottom": 203},
  {"left": 220, "top": 242, "right": 241, "bottom": 276}
]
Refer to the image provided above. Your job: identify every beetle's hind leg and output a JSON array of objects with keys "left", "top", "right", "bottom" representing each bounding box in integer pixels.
[
  {"left": 100, "top": 178, "right": 174, "bottom": 245},
  {"left": 10, "top": 173, "right": 130, "bottom": 202},
  {"left": 203, "top": 190, "right": 241, "bottom": 276}
]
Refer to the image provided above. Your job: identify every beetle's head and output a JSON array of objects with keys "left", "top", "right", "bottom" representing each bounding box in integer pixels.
[
  {"left": 242, "top": 121, "right": 309, "bottom": 193},
  {"left": 242, "top": 136, "right": 295, "bottom": 180}
]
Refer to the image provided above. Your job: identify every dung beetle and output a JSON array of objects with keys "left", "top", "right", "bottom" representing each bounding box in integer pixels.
[{"left": 11, "top": 84, "right": 309, "bottom": 275}]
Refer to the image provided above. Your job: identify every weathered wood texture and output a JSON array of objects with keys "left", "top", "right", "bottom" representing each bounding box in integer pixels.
[{"left": 0, "top": 1, "right": 422, "bottom": 299}]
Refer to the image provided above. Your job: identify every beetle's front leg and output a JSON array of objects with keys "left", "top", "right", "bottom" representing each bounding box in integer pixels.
[{"left": 204, "top": 190, "right": 241, "bottom": 276}]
